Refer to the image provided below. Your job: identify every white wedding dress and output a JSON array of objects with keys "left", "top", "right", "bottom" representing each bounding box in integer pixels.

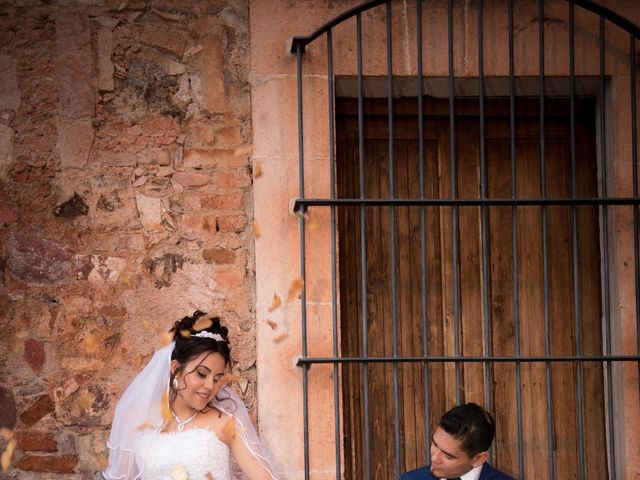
[{"left": 134, "top": 428, "right": 232, "bottom": 480}]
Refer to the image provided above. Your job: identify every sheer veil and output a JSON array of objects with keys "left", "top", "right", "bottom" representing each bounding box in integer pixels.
[{"left": 103, "top": 342, "right": 280, "bottom": 480}]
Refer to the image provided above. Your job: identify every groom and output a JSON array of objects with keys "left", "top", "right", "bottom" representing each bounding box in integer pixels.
[{"left": 401, "top": 403, "right": 515, "bottom": 480}]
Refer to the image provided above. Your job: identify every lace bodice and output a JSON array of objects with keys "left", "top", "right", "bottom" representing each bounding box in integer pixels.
[{"left": 134, "top": 428, "right": 232, "bottom": 480}]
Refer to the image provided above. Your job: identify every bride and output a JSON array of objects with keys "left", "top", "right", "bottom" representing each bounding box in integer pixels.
[{"left": 103, "top": 311, "right": 280, "bottom": 480}]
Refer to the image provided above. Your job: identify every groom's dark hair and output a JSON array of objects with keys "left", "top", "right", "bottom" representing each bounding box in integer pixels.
[{"left": 438, "top": 403, "right": 495, "bottom": 457}]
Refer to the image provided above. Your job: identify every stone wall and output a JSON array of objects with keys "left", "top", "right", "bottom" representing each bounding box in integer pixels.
[{"left": 0, "top": 0, "right": 255, "bottom": 477}]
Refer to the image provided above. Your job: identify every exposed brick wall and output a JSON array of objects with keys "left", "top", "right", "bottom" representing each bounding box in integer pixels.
[{"left": 0, "top": 0, "right": 255, "bottom": 476}]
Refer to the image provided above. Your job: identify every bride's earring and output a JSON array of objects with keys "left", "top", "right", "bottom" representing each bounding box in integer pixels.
[{"left": 172, "top": 377, "right": 178, "bottom": 389}]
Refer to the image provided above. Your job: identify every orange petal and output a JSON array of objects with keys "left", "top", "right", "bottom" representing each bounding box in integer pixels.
[
  {"left": 84, "top": 333, "right": 100, "bottom": 354},
  {"left": 253, "top": 220, "right": 261, "bottom": 239},
  {"left": 179, "top": 328, "right": 191, "bottom": 338},
  {"left": 273, "top": 333, "right": 289, "bottom": 344},
  {"left": 169, "top": 465, "right": 188, "bottom": 480},
  {"left": 1, "top": 438, "right": 16, "bottom": 472},
  {"left": 222, "top": 416, "right": 236, "bottom": 442},
  {"left": 266, "top": 319, "right": 278, "bottom": 330},
  {"left": 267, "top": 294, "right": 281, "bottom": 312},
  {"left": 77, "top": 392, "right": 95, "bottom": 413},
  {"left": 159, "top": 331, "right": 173, "bottom": 347},
  {"left": 0, "top": 429, "right": 13, "bottom": 442},
  {"left": 9, "top": 331, "right": 27, "bottom": 354},
  {"left": 193, "top": 316, "right": 213, "bottom": 332},
  {"left": 286, "top": 277, "right": 304, "bottom": 302},
  {"left": 253, "top": 163, "right": 262, "bottom": 178}
]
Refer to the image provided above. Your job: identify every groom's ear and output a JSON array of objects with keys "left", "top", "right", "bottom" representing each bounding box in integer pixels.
[{"left": 471, "top": 451, "right": 489, "bottom": 467}]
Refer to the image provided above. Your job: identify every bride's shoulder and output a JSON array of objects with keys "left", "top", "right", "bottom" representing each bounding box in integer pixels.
[{"left": 199, "top": 407, "right": 235, "bottom": 443}]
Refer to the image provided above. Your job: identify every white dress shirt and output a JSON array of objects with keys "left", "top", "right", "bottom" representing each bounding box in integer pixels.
[{"left": 440, "top": 464, "right": 483, "bottom": 480}]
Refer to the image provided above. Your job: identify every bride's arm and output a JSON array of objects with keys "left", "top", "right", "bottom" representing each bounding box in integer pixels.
[{"left": 220, "top": 416, "right": 277, "bottom": 480}]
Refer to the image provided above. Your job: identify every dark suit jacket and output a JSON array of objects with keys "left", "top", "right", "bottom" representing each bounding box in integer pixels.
[{"left": 400, "top": 462, "right": 515, "bottom": 480}]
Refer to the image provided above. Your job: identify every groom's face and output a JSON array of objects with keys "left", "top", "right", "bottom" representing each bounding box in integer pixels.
[{"left": 430, "top": 427, "right": 478, "bottom": 479}]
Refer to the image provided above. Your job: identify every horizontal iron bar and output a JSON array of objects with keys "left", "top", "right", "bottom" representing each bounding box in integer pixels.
[
  {"left": 296, "top": 354, "right": 640, "bottom": 366},
  {"left": 294, "top": 197, "right": 640, "bottom": 211}
]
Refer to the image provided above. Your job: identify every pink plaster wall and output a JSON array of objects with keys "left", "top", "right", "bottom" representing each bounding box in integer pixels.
[{"left": 250, "top": 0, "right": 639, "bottom": 478}]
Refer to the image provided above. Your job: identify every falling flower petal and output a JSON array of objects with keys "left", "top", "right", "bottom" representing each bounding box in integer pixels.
[
  {"left": 179, "top": 329, "right": 191, "bottom": 338},
  {"left": 193, "top": 316, "right": 213, "bottom": 332},
  {"left": 253, "top": 220, "right": 261, "bottom": 239},
  {"left": 161, "top": 392, "right": 172, "bottom": 423},
  {"left": 266, "top": 319, "right": 278, "bottom": 330},
  {"left": 0, "top": 429, "right": 13, "bottom": 442},
  {"left": 77, "top": 392, "right": 95, "bottom": 413},
  {"left": 1, "top": 438, "right": 16, "bottom": 472},
  {"left": 159, "top": 331, "right": 173, "bottom": 347},
  {"left": 253, "top": 163, "right": 262, "bottom": 178},
  {"left": 307, "top": 215, "right": 321, "bottom": 232},
  {"left": 84, "top": 333, "right": 100, "bottom": 354},
  {"left": 205, "top": 473, "right": 216, "bottom": 480},
  {"left": 96, "top": 454, "right": 109, "bottom": 470},
  {"left": 273, "top": 333, "right": 289, "bottom": 344},
  {"left": 170, "top": 465, "right": 188, "bottom": 480},
  {"left": 9, "top": 331, "right": 27, "bottom": 354},
  {"left": 136, "top": 421, "right": 155, "bottom": 431},
  {"left": 286, "top": 278, "right": 304, "bottom": 302},
  {"left": 267, "top": 294, "right": 281, "bottom": 312},
  {"left": 222, "top": 416, "right": 236, "bottom": 442},
  {"left": 142, "top": 319, "right": 149, "bottom": 330}
]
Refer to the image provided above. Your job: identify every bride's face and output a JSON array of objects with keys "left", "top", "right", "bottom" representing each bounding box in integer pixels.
[{"left": 172, "top": 351, "right": 227, "bottom": 412}]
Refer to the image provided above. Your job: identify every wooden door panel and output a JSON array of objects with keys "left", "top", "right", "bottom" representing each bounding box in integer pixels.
[{"left": 337, "top": 98, "right": 606, "bottom": 479}]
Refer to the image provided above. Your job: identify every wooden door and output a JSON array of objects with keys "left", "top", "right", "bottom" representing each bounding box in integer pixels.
[{"left": 337, "top": 98, "right": 607, "bottom": 479}]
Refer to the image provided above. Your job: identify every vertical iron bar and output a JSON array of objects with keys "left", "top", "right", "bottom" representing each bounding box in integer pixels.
[
  {"left": 631, "top": 34, "right": 640, "bottom": 441},
  {"left": 599, "top": 16, "right": 616, "bottom": 480},
  {"left": 296, "top": 42, "right": 310, "bottom": 480},
  {"left": 477, "top": 0, "right": 493, "bottom": 425},
  {"left": 326, "top": 28, "right": 342, "bottom": 480},
  {"left": 385, "top": 3, "right": 402, "bottom": 478},
  {"left": 568, "top": 5, "right": 587, "bottom": 479},
  {"left": 357, "top": 13, "right": 371, "bottom": 480},
  {"left": 539, "top": 1, "right": 556, "bottom": 478},
  {"left": 448, "top": 0, "right": 461, "bottom": 406},
  {"left": 416, "top": 0, "right": 432, "bottom": 464},
  {"left": 508, "top": 0, "right": 525, "bottom": 476}
]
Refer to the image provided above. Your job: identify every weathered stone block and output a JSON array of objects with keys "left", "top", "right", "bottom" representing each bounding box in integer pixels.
[
  {"left": 201, "top": 192, "right": 244, "bottom": 211},
  {"left": 215, "top": 267, "right": 245, "bottom": 289},
  {"left": 181, "top": 214, "right": 217, "bottom": 239},
  {"left": 183, "top": 148, "right": 250, "bottom": 169},
  {"left": 55, "top": 13, "right": 94, "bottom": 118},
  {"left": 97, "top": 26, "right": 114, "bottom": 92},
  {"left": 16, "top": 454, "right": 78, "bottom": 473},
  {"left": 194, "top": 35, "right": 225, "bottom": 113},
  {"left": 135, "top": 194, "right": 163, "bottom": 231},
  {"left": 140, "top": 24, "right": 188, "bottom": 56},
  {"left": 0, "top": 54, "right": 20, "bottom": 111},
  {"left": 203, "top": 247, "right": 235, "bottom": 265},
  {"left": 215, "top": 125, "right": 243, "bottom": 147},
  {"left": 15, "top": 430, "right": 58, "bottom": 452},
  {"left": 136, "top": 147, "right": 172, "bottom": 166},
  {"left": 94, "top": 150, "right": 136, "bottom": 167},
  {"left": 214, "top": 168, "right": 250, "bottom": 189},
  {"left": 172, "top": 171, "right": 211, "bottom": 187},
  {"left": 0, "top": 385, "right": 16, "bottom": 429},
  {"left": 8, "top": 233, "right": 71, "bottom": 285},
  {"left": 0, "top": 124, "right": 14, "bottom": 178},
  {"left": 75, "top": 255, "right": 127, "bottom": 283},
  {"left": 57, "top": 117, "right": 94, "bottom": 169},
  {"left": 20, "top": 394, "right": 55, "bottom": 427},
  {"left": 23, "top": 339, "right": 46, "bottom": 373},
  {"left": 216, "top": 214, "right": 247, "bottom": 233}
]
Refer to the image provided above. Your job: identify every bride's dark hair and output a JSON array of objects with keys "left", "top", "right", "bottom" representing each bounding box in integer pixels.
[
  {"left": 170, "top": 310, "right": 231, "bottom": 365},
  {"left": 168, "top": 311, "right": 233, "bottom": 403}
]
